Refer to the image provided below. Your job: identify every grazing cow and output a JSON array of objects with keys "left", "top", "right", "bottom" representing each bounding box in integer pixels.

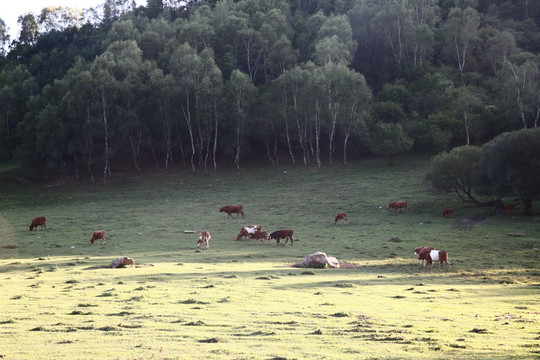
[
  {"left": 250, "top": 230, "right": 268, "bottom": 245},
  {"left": 29, "top": 216, "right": 46, "bottom": 231},
  {"left": 334, "top": 213, "right": 349, "bottom": 225},
  {"left": 387, "top": 201, "right": 408, "bottom": 212},
  {"left": 197, "top": 230, "right": 211, "bottom": 249},
  {"left": 417, "top": 249, "right": 451, "bottom": 269},
  {"left": 414, "top": 246, "right": 435, "bottom": 265},
  {"left": 220, "top": 205, "right": 245, "bottom": 219},
  {"left": 269, "top": 230, "right": 294, "bottom": 246},
  {"left": 441, "top": 208, "right": 454, "bottom": 218},
  {"left": 236, "top": 225, "right": 262, "bottom": 241},
  {"left": 90, "top": 230, "right": 106, "bottom": 245},
  {"left": 504, "top": 204, "right": 516, "bottom": 213}
]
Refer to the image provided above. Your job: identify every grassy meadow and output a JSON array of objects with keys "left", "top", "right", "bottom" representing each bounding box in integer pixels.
[{"left": 0, "top": 157, "right": 538, "bottom": 360}]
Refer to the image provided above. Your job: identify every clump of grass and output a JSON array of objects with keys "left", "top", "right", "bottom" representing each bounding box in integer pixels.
[
  {"left": 331, "top": 312, "right": 350, "bottom": 317},
  {"left": 392, "top": 295, "right": 406, "bottom": 299},
  {"left": 30, "top": 326, "right": 45, "bottom": 331},
  {"left": 469, "top": 328, "right": 489, "bottom": 334},
  {"left": 0, "top": 319, "right": 15, "bottom": 324},
  {"left": 224, "top": 274, "right": 238, "bottom": 278},
  {"left": 449, "top": 343, "right": 467, "bottom": 349},
  {"left": 256, "top": 275, "right": 280, "bottom": 280},
  {"left": 11, "top": 295, "right": 23, "bottom": 300},
  {"left": 334, "top": 283, "right": 354, "bottom": 288},
  {"left": 97, "top": 326, "right": 117, "bottom": 332},
  {"left": 65, "top": 279, "right": 79, "bottom": 284},
  {"left": 68, "top": 310, "right": 92, "bottom": 315},
  {"left": 127, "top": 296, "right": 144, "bottom": 302},
  {"left": 178, "top": 299, "right": 209, "bottom": 305},
  {"left": 97, "top": 292, "right": 115, "bottom": 297},
  {"left": 78, "top": 303, "right": 97, "bottom": 307},
  {"left": 198, "top": 337, "right": 222, "bottom": 343},
  {"left": 201, "top": 284, "right": 215, "bottom": 288},
  {"left": 301, "top": 271, "right": 315, "bottom": 275}
]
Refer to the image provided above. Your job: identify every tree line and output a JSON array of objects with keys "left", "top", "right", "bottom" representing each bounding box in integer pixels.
[{"left": 0, "top": 0, "right": 539, "bottom": 183}]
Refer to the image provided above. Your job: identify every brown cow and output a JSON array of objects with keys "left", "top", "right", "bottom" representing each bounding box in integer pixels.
[
  {"left": 250, "top": 230, "right": 268, "bottom": 245},
  {"left": 236, "top": 225, "right": 262, "bottom": 241},
  {"left": 417, "top": 249, "right": 451, "bottom": 269},
  {"left": 197, "top": 230, "right": 211, "bottom": 249},
  {"left": 441, "top": 208, "right": 454, "bottom": 218},
  {"left": 504, "top": 204, "right": 516, "bottom": 213},
  {"left": 220, "top": 205, "right": 245, "bottom": 219},
  {"left": 90, "top": 230, "right": 106, "bottom": 245},
  {"left": 387, "top": 201, "right": 408, "bottom": 212},
  {"left": 29, "top": 216, "right": 46, "bottom": 231},
  {"left": 334, "top": 213, "right": 349, "bottom": 225},
  {"left": 269, "top": 230, "right": 294, "bottom": 246},
  {"left": 414, "top": 246, "right": 435, "bottom": 266}
]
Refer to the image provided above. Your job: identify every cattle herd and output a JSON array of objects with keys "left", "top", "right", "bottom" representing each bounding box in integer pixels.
[{"left": 28, "top": 200, "right": 456, "bottom": 270}]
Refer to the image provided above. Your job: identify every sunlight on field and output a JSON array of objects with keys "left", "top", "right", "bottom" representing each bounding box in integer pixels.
[{"left": 0, "top": 159, "right": 538, "bottom": 359}]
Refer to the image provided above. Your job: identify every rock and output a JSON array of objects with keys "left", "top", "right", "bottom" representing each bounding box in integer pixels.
[
  {"left": 303, "top": 252, "right": 340, "bottom": 268},
  {"left": 111, "top": 257, "right": 135, "bottom": 268},
  {"left": 506, "top": 231, "right": 526, "bottom": 237},
  {"left": 390, "top": 236, "right": 401, "bottom": 242}
]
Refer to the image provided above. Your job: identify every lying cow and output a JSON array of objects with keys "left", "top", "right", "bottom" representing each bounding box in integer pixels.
[
  {"left": 269, "top": 230, "right": 294, "bottom": 246},
  {"left": 334, "top": 213, "right": 349, "bottom": 225},
  {"left": 220, "top": 205, "right": 245, "bottom": 219},
  {"left": 197, "top": 230, "right": 211, "bottom": 249},
  {"left": 29, "top": 216, "right": 47, "bottom": 231},
  {"left": 417, "top": 249, "right": 451, "bottom": 269},
  {"left": 387, "top": 200, "right": 408, "bottom": 212},
  {"left": 90, "top": 230, "right": 106, "bottom": 245},
  {"left": 236, "top": 225, "right": 262, "bottom": 241},
  {"left": 250, "top": 230, "right": 268, "bottom": 245},
  {"left": 414, "top": 246, "right": 435, "bottom": 265},
  {"left": 441, "top": 208, "right": 454, "bottom": 218}
]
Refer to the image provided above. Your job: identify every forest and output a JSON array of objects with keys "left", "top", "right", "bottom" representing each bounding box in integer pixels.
[{"left": 0, "top": 0, "right": 539, "bottom": 182}]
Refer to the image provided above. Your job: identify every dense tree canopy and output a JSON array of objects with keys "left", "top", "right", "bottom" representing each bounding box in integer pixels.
[{"left": 0, "top": 0, "right": 539, "bottom": 181}]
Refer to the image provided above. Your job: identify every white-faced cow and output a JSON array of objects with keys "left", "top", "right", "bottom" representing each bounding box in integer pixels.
[
  {"left": 197, "top": 230, "right": 211, "bottom": 249},
  {"left": 236, "top": 225, "right": 261, "bottom": 241},
  {"left": 334, "top": 213, "right": 349, "bottom": 225}
]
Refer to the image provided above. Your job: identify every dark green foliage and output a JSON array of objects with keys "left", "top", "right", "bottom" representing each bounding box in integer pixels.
[{"left": 0, "top": 0, "right": 538, "bottom": 176}]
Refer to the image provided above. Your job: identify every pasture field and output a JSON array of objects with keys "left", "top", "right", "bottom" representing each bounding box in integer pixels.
[{"left": 0, "top": 157, "right": 538, "bottom": 360}]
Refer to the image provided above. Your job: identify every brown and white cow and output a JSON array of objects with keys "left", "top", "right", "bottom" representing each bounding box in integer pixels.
[
  {"left": 250, "top": 230, "right": 268, "bottom": 245},
  {"left": 220, "top": 205, "right": 245, "bottom": 219},
  {"left": 417, "top": 249, "right": 451, "bottom": 269},
  {"left": 197, "top": 230, "right": 211, "bottom": 249},
  {"left": 441, "top": 208, "right": 454, "bottom": 218},
  {"left": 387, "top": 201, "right": 408, "bottom": 212},
  {"left": 90, "top": 230, "right": 106, "bottom": 245},
  {"left": 269, "top": 230, "right": 294, "bottom": 246},
  {"left": 334, "top": 213, "right": 349, "bottom": 225},
  {"left": 236, "top": 225, "right": 262, "bottom": 241},
  {"left": 29, "top": 216, "right": 46, "bottom": 231}
]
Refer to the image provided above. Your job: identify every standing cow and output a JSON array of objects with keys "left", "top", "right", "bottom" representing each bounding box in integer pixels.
[
  {"left": 236, "top": 225, "right": 261, "bottom": 241},
  {"left": 220, "top": 205, "right": 245, "bottom": 218},
  {"left": 29, "top": 216, "right": 47, "bottom": 231},
  {"left": 334, "top": 213, "right": 349, "bottom": 225},
  {"left": 90, "top": 230, "right": 106, "bottom": 245},
  {"left": 197, "top": 230, "right": 211, "bottom": 249},
  {"left": 387, "top": 201, "right": 408, "bottom": 212},
  {"left": 269, "top": 230, "right": 294, "bottom": 246}
]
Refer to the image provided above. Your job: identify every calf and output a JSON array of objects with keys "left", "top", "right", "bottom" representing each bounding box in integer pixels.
[
  {"left": 334, "top": 213, "right": 349, "bottom": 225},
  {"left": 236, "top": 225, "right": 262, "bottom": 241},
  {"left": 414, "top": 246, "right": 435, "bottom": 266},
  {"left": 197, "top": 230, "right": 211, "bottom": 249},
  {"left": 417, "top": 249, "right": 451, "bottom": 269},
  {"left": 220, "top": 205, "right": 245, "bottom": 219},
  {"left": 441, "top": 208, "right": 454, "bottom": 218},
  {"left": 29, "top": 216, "right": 46, "bottom": 231},
  {"left": 269, "top": 230, "right": 294, "bottom": 246},
  {"left": 387, "top": 201, "right": 408, "bottom": 212},
  {"left": 250, "top": 230, "right": 268, "bottom": 245},
  {"left": 90, "top": 230, "right": 106, "bottom": 245}
]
